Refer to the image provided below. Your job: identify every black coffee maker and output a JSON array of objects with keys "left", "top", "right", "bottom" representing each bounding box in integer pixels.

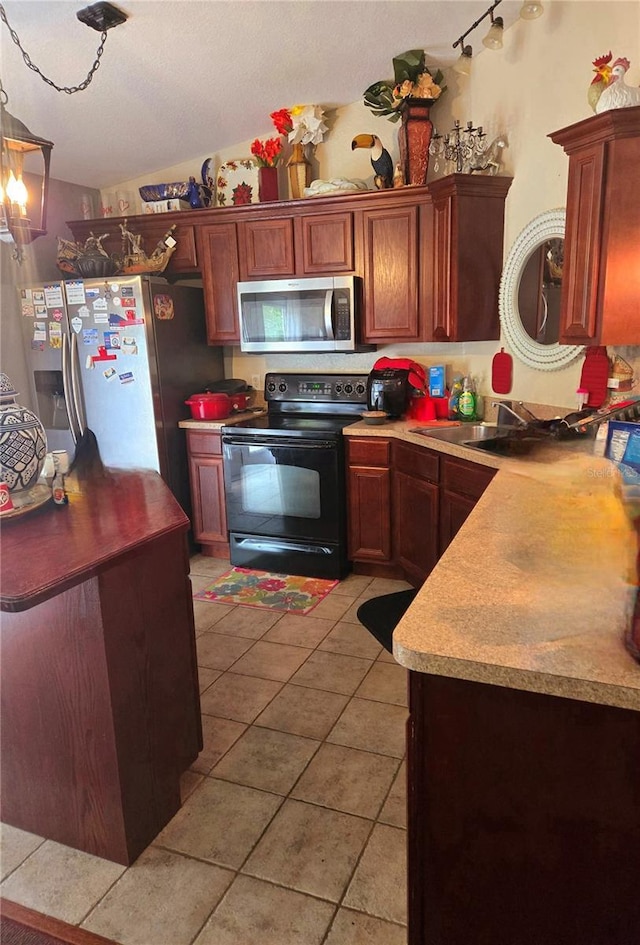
[{"left": 366, "top": 359, "right": 427, "bottom": 418}]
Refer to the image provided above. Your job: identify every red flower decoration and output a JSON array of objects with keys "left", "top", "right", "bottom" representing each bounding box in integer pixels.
[
  {"left": 232, "top": 182, "right": 253, "bottom": 205},
  {"left": 250, "top": 136, "right": 283, "bottom": 167},
  {"left": 270, "top": 108, "right": 293, "bottom": 136}
]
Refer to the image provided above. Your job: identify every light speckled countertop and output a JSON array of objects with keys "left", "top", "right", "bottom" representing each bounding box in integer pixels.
[
  {"left": 178, "top": 410, "right": 266, "bottom": 431},
  {"left": 344, "top": 419, "right": 640, "bottom": 711}
]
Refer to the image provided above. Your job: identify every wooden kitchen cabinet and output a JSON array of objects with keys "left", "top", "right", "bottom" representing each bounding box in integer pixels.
[
  {"left": 407, "top": 672, "right": 640, "bottom": 945},
  {"left": 393, "top": 441, "right": 439, "bottom": 587},
  {"left": 549, "top": 106, "right": 640, "bottom": 345},
  {"left": 186, "top": 430, "right": 230, "bottom": 557},
  {"left": 360, "top": 204, "right": 421, "bottom": 342},
  {"left": 296, "top": 211, "right": 355, "bottom": 273},
  {"left": 439, "top": 454, "right": 496, "bottom": 556},
  {"left": 197, "top": 223, "right": 241, "bottom": 344},
  {"left": 238, "top": 217, "right": 296, "bottom": 278},
  {"left": 425, "top": 175, "right": 513, "bottom": 342},
  {"left": 66, "top": 216, "right": 199, "bottom": 273},
  {"left": 346, "top": 437, "right": 396, "bottom": 573}
]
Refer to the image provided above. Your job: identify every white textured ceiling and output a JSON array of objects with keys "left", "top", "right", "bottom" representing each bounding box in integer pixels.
[{"left": 1, "top": 0, "right": 519, "bottom": 189}]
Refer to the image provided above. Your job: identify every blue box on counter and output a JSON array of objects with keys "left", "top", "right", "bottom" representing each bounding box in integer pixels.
[
  {"left": 605, "top": 420, "right": 640, "bottom": 485},
  {"left": 429, "top": 365, "right": 446, "bottom": 398}
]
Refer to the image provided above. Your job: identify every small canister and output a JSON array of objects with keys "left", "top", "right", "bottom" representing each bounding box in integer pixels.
[{"left": 0, "top": 481, "right": 14, "bottom": 513}]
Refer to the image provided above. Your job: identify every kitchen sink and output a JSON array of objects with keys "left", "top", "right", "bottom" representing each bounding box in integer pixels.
[{"left": 409, "top": 424, "right": 502, "bottom": 444}]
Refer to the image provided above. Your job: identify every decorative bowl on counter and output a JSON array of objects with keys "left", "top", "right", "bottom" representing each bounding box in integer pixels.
[{"left": 139, "top": 182, "right": 191, "bottom": 202}]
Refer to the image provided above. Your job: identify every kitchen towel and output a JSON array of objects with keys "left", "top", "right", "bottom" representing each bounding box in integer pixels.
[{"left": 193, "top": 567, "right": 338, "bottom": 614}]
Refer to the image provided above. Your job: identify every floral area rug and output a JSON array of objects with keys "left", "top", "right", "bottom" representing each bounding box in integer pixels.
[{"left": 193, "top": 567, "right": 338, "bottom": 615}]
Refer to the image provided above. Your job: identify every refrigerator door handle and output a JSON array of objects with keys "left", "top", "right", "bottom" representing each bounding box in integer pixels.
[
  {"left": 62, "top": 333, "right": 79, "bottom": 444},
  {"left": 69, "top": 332, "right": 86, "bottom": 437}
]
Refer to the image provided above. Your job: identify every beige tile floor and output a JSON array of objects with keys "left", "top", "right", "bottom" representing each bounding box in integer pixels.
[{"left": 0, "top": 555, "right": 411, "bottom": 945}]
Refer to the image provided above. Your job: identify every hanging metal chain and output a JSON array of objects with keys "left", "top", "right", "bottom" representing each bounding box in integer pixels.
[{"left": 0, "top": 3, "right": 108, "bottom": 94}]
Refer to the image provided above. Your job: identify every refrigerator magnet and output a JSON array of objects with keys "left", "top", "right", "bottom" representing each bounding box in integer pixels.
[
  {"left": 33, "top": 323, "right": 46, "bottom": 341},
  {"left": 103, "top": 367, "right": 117, "bottom": 381},
  {"left": 154, "top": 294, "right": 174, "bottom": 320},
  {"left": 85, "top": 355, "right": 95, "bottom": 370},
  {"left": 71, "top": 317, "right": 84, "bottom": 334},
  {"left": 120, "top": 286, "right": 134, "bottom": 297},
  {"left": 21, "top": 303, "right": 35, "bottom": 317},
  {"left": 82, "top": 328, "right": 98, "bottom": 344},
  {"left": 104, "top": 331, "right": 121, "bottom": 349},
  {"left": 51, "top": 309, "right": 64, "bottom": 322},
  {"left": 94, "top": 313, "right": 109, "bottom": 324},
  {"left": 65, "top": 281, "right": 86, "bottom": 305},
  {"left": 85, "top": 286, "right": 100, "bottom": 300},
  {"left": 49, "top": 323, "right": 62, "bottom": 348},
  {"left": 119, "top": 372, "right": 134, "bottom": 385},
  {"left": 33, "top": 291, "right": 44, "bottom": 305},
  {"left": 121, "top": 336, "right": 138, "bottom": 355},
  {"left": 92, "top": 297, "right": 108, "bottom": 311},
  {"left": 78, "top": 305, "right": 90, "bottom": 318},
  {"left": 20, "top": 288, "right": 33, "bottom": 302},
  {"left": 44, "top": 283, "right": 64, "bottom": 307},
  {"left": 35, "top": 305, "right": 47, "bottom": 318}
]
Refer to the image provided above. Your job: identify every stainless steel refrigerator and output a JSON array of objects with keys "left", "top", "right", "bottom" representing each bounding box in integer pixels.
[{"left": 16, "top": 275, "right": 223, "bottom": 516}]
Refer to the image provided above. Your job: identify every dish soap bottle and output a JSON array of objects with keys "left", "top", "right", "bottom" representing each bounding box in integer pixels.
[
  {"left": 448, "top": 375, "right": 464, "bottom": 420},
  {"left": 458, "top": 376, "right": 477, "bottom": 422}
]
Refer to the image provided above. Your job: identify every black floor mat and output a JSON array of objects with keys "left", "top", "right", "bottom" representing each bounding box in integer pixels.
[{"left": 356, "top": 588, "right": 418, "bottom": 653}]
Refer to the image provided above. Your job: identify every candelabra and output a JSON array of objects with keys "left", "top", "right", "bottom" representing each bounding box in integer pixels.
[{"left": 429, "top": 120, "right": 487, "bottom": 174}]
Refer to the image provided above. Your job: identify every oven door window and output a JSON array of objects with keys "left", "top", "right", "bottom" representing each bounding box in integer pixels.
[{"left": 223, "top": 439, "right": 343, "bottom": 541}]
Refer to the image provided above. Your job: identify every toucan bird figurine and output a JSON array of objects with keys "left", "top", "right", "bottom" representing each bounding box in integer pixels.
[{"left": 351, "top": 134, "right": 394, "bottom": 189}]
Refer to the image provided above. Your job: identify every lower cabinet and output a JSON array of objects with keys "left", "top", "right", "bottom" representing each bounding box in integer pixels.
[
  {"left": 346, "top": 436, "right": 496, "bottom": 585},
  {"left": 407, "top": 671, "right": 640, "bottom": 945},
  {"left": 439, "top": 454, "right": 496, "bottom": 556},
  {"left": 394, "top": 441, "right": 439, "bottom": 586},
  {"left": 186, "top": 430, "right": 229, "bottom": 557},
  {"left": 346, "top": 437, "right": 395, "bottom": 574}
]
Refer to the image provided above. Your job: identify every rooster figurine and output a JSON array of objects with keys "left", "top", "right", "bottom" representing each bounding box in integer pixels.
[
  {"left": 351, "top": 134, "right": 394, "bottom": 189},
  {"left": 588, "top": 52, "right": 612, "bottom": 113},
  {"left": 595, "top": 56, "right": 640, "bottom": 113}
]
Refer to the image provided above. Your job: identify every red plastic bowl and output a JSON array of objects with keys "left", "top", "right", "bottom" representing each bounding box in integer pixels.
[{"left": 185, "top": 393, "right": 231, "bottom": 420}]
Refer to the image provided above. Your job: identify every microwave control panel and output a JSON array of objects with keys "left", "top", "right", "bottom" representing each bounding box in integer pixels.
[{"left": 265, "top": 373, "right": 368, "bottom": 404}]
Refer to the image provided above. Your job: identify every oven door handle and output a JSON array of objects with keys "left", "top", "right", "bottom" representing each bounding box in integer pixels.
[{"left": 223, "top": 435, "right": 336, "bottom": 449}]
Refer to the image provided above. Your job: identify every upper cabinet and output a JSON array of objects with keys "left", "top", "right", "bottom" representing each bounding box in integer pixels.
[
  {"left": 549, "top": 106, "right": 640, "bottom": 346},
  {"left": 425, "top": 175, "right": 513, "bottom": 343},
  {"left": 67, "top": 177, "right": 512, "bottom": 347},
  {"left": 66, "top": 216, "right": 199, "bottom": 274}
]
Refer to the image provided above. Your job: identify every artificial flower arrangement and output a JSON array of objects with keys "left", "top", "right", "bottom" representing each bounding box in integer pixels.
[
  {"left": 250, "top": 136, "right": 283, "bottom": 167},
  {"left": 364, "top": 49, "right": 446, "bottom": 122},
  {"left": 270, "top": 105, "right": 329, "bottom": 146}
]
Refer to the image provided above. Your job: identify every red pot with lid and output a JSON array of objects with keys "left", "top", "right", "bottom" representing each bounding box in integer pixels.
[{"left": 184, "top": 392, "right": 231, "bottom": 420}]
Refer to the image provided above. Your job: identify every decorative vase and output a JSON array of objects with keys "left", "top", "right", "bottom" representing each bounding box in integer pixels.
[
  {"left": 0, "top": 373, "right": 47, "bottom": 492},
  {"left": 287, "top": 143, "right": 312, "bottom": 199},
  {"left": 258, "top": 166, "right": 279, "bottom": 202},
  {"left": 397, "top": 97, "right": 434, "bottom": 186}
]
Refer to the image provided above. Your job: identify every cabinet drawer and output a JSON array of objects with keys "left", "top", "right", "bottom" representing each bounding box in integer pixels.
[
  {"left": 186, "top": 430, "right": 222, "bottom": 456},
  {"left": 347, "top": 437, "right": 391, "bottom": 467},
  {"left": 442, "top": 456, "right": 496, "bottom": 499},
  {"left": 394, "top": 441, "right": 439, "bottom": 483}
]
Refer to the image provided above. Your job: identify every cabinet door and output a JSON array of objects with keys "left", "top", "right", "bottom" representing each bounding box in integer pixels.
[
  {"left": 187, "top": 432, "right": 228, "bottom": 546},
  {"left": 394, "top": 471, "right": 439, "bottom": 586},
  {"left": 361, "top": 205, "right": 420, "bottom": 342},
  {"left": 197, "top": 223, "right": 240, "bottom": 343},
  {"left": 238, "top": 218, "right": 295, "bottom": 278},
  {"left": 439, "top": 490, "right": 477, "bottom": 556},
  {"left": 297, "top": 212, "right": 354, "bottom": 273},
  {"left": 347, "top": 465, "right": 392, "bottom": 561},
  {"left": 427, "top": 176, "right": 512, "bottom": 342}
]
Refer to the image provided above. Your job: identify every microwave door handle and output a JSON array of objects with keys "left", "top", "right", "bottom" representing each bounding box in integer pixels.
[{"left": 324, "top": 290, "right": 335, "bottom": 340}]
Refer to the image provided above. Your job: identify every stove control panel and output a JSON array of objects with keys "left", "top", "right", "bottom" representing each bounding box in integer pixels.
[{"left": 265, "top": 373, "right": 368, "bottom": 404}]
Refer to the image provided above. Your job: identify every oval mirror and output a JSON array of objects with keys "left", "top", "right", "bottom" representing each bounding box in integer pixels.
[{"left": 499, "top": 208, "right": 584, "bottom": 370}]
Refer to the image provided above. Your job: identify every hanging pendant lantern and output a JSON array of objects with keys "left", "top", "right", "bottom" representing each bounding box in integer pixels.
[{"left": 0, "top": 93, "right": 53, "bottom": 249}]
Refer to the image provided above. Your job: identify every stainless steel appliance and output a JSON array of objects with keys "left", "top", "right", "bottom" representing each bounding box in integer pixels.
[
  {"left": 236, "top": 276, "right": 367, "bottom": 353},
  {"left": 16, "top": 276, "right": 223, "bottom": 514},
  {"left": 221, "top": 372, "right": 368, "bottom": 578}
]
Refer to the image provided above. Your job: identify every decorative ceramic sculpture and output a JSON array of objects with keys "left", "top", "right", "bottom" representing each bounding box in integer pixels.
[{"left": 0, "top": 373, "right": 47, "bottom": 491}]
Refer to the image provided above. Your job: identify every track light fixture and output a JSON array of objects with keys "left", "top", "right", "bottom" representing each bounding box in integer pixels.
[
  {"left": 452, "top": 0, "right": 503, "bottom": 66},
  {"left": 482, "top": 13, "right": 504, "bottom": 50},
  {"left": 453, "top": 44, "right": 473, "bottom": 77},
  {"left": 519, "top": 1, "right": 544, "bottom": 19}
]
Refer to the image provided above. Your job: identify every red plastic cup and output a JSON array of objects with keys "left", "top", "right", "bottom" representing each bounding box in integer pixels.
[{"left": 0, "top": 482, "right": 14, "bottom": 513}]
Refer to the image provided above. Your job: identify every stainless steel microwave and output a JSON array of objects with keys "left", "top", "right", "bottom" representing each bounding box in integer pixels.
[{"left": 237, "top": 275, "right": 364, "bottom": 353}]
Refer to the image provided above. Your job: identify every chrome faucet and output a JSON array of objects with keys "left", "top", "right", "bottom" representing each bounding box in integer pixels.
[{"left": 491, "top": 400, "right": 528, "bottom": 427}]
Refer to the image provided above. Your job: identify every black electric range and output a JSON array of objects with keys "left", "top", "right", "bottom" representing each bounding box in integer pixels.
[{"left": 220, "top": 372, "right": 369, "bottom": 578}]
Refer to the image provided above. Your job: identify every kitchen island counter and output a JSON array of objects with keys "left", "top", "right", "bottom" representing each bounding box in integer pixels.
[
  {"left": 0, "top": 470, "right": 202, "bottom": 865},
  {"left": 349, "top": 422, "right": 640, "bottom": 945}
]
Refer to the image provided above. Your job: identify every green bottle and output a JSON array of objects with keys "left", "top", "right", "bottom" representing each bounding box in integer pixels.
[{"left": 458, "top": 376, "right": 477, "bottom": 422}]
